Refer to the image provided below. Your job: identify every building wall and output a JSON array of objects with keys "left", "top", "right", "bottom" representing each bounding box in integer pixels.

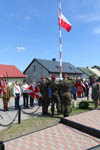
[
  {"left": 24, "top": 60, "right": 49, "bottom": 83},
  {"left": 80, "top": 74, "right": 89, "bottom": 79},
  {"left": 24, "top": 59, "right": 83, "bottom": 83}
]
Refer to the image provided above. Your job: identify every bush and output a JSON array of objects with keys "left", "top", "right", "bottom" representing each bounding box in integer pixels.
[{"left": 79, "top": 101, "right": 89, "bottom": 109}]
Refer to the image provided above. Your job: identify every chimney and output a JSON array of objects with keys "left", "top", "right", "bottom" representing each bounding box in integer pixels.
[{"left": 52, "top": 58, "right": 56, "bottom": 61}]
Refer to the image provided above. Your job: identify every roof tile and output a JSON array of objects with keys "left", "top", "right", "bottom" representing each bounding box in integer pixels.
[{"left": 0, "top": 65, "right": 26, "bottom": 78}]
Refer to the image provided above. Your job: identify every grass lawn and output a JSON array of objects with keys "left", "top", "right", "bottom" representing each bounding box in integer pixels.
[
  {"left": 70, "top": 100, "right": 96, "bottom": 116},
  {"left": 0, "top": 100, "right": 97, "bottom": 141}
]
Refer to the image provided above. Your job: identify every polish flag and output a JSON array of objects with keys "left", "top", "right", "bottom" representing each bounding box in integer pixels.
[
  {"left": 58, "top": 13, "right": 72, "bottom": 32},
  {"left": 27, "top": 84, "right": 41, "bottom": 100},
  {"left": 0, "top": 79, "right": 6, "bottom": 96}
]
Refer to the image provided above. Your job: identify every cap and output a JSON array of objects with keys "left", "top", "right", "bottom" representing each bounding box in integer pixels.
[
  {"left": 51, "top": 75, "right": 56, "bottom": 79},
  {"left": 40, "top": 77, "right": 46, "bottom": 80},
  {"left": 63, "top": 73, "right": 67, "bottom": 78}
]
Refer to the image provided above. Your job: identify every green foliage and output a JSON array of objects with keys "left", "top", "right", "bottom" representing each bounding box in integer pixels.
[
  {"left": 9, "top": 83, "right": 14, "bottom": 97},
  {"left": 68, "top": 105, "right": 72, "bottom": 113},
  {"left": 9, "top": 82, "right": 23, "bottom": 97},
  {"left": 79, "top": 101, "right": 89, "bottom": 109}
]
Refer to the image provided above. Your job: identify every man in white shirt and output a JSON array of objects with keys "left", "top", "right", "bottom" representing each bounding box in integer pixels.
[
  {"left": 21, "top": 80, "right": 29, "bottom": 108},
  {"left": 13, "top": 81, "right": 21, "bottom": 110}
]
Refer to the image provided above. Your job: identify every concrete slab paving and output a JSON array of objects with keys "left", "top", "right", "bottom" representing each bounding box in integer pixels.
[
  {"left": 64, "top": 110, "right": 100, "bottom": 131},
  {"left": 5, "top": 124, "right": 100, "bottom": 150}
]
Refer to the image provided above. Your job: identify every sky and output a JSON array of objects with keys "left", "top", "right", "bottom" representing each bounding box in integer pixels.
[{"left": 0, "top": 0, "right": 100, "bottom": 71}]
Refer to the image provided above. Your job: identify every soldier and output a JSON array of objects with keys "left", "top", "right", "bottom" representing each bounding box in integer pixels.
[
  {"left": 39, "top": 77, "right": 50, "bottom": 115},
  {"left": 3, "top": 83, "right": 10, "bottom": 111},
  {"left": 60, "top": 73, "right": 72, "bottom": 117},
  {"left": 50, "top": 75, "right": 61, "bottom": 116}
]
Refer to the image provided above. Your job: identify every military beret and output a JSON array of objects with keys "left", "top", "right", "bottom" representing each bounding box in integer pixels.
[
  {"left": 40, "top": 77, "right": 46, "bottom": 80},
  {"left": 51, "top": 75, "right": 56, "bottom": 79},
  {"left": 63, "top": 73, "right": 67, "bottom": 77}
]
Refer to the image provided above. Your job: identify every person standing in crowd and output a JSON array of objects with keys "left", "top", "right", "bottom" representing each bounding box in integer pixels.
[
  {"left": 21, "top": 80, "right": 29, "bottom": 109},
  {"left": 71, "top": 80, "right": 77, "bottom": 108},
  {"left": 3, "top": 83, "right": 10, "bottom": 111},
  {"left": 13, "top": 81, "right": 21, "bottom": 109},
  {"left": 71, "top": 80, "right": 77, "bottom": 100},
  {"left": 75, "top": 79, "right": 83, "bottom": 98},
  {"left": 92, "top": 77, "right": 99, "bottom": 109},
  {"left": 29, "top": 80, "right": 35, "bottom": 108},
  {"left": 81, "top": 79, "right": 86, "bottom": 97},
  {"left": 97, "top": 77, "right": 100, "bottom": 105},
  {"left": 39, "top": 77, "right": 50, "bottom": 115},
  {"left": 50, "top": 75, "right": 61, "bottom": 116},
  {"left": 60, "top": 73, "right": 72, "bottom": 117},
  {"left": 85, "top": 79, "right": 89, "bottom": 100}
]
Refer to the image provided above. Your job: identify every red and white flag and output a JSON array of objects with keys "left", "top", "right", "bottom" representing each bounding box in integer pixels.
[
  {"left": 58, "top": 13, "right": 72, "bottom": 32},
  {"left": 27, "top": 84, "right": 40, "bottom": 100},
  {"left": 0, "top": 79, "right": 6, "bottom": 96}
]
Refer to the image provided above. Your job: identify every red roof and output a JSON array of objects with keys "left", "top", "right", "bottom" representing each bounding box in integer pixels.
[{"left": 0, "top": 65, "right": 26, "bottom": 78}]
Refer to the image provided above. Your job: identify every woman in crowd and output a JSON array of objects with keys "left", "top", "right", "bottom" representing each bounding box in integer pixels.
[{"left": 91, "top": 77, "right": 99, "bottom": 109}]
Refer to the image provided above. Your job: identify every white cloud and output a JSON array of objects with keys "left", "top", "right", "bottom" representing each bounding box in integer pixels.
[
  {"left": 93, "top": 26, "right": 100, "bottom": 35},
  {"left": 16, "top": 46, "right": 26, "bottom": 51}
]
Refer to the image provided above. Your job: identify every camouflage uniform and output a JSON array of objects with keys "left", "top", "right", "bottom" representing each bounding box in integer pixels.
[
  {"left": 60, "top": 76, "right": 72, "bottom": 117},
  {"left": 39, "top": 79, "right": 50, "bottom": 115},
  {"left": 3, "top": 85, "right": 10, "bottom": 111},
  {"left": 50, "top": 77, "right": 61, "bottom": 116}
]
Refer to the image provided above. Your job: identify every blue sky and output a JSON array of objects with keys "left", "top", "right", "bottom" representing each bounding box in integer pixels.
[{"left": 0, "top": 0, "right": 100, "bottom": 71}]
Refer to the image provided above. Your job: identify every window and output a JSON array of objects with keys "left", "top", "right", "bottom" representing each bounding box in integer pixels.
[
  {"left": 56, "top": 65, "right": 60, "bottom": 69},
  {"left": 33, "top": 65, "right": 36, "bottom": 72}
]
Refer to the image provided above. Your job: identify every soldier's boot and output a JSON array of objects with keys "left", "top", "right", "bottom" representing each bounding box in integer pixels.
[
  {"left": 5, "top": 103, "right": 8, "bottom": 111},
  {"left": 51, "top": 107, "right": 54, "bottom": 116},
  {"left": 60, "top": 105, "right": 63, "bottom": 114},
  {"left": 57, "top": 110, "right": 61, "bottom": 115},
  {"left": 64, "top": 113, "right": 69, "bottom": 117},
  {"left": 60, "top": 110, "right": 63, "bottom": 114},
  {"left": 4, "top": 103, "right": 8, "bottom": 111},
  {"left": 51, "top": 111, "right": 54, "bottom": 116},
  {"left": 63, "top": 109, "right": 69, "bottom": 117}
]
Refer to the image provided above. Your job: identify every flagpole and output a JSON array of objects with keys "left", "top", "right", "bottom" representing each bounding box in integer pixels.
[{"left": 59, "top": 0, "right": 62, "bottom": 79}]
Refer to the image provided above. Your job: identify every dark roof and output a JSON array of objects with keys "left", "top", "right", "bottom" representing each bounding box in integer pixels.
[
  {"left": 92, "top": 65, "right": 100, "bottom": 70},
  {"left": 78, "top": 67, "right": 97, "bottom": 77},
  {"left": 0, "top": 64, "right": 26, "bottom": 78},
  {"left": 24, "top": 58, "right": 82, "bottom": 74}
]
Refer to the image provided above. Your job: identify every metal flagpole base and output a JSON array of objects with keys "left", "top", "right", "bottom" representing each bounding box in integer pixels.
[{"left": 0, "top": 141, "right": 5, "bottom": 150}]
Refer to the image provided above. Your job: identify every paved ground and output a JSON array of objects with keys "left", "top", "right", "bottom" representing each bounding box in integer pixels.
[
  {"left": 1, "top": 97, "right": 100, "bottom": 150},
  {"left": 5, "top": 124, "right": 100, "bottom": 150},
  {"left": 0, "top": 96, "right": 88, "bottom": 130},
  {"left": 65, "top": 110, "right": 100, "bottom": 130}
]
